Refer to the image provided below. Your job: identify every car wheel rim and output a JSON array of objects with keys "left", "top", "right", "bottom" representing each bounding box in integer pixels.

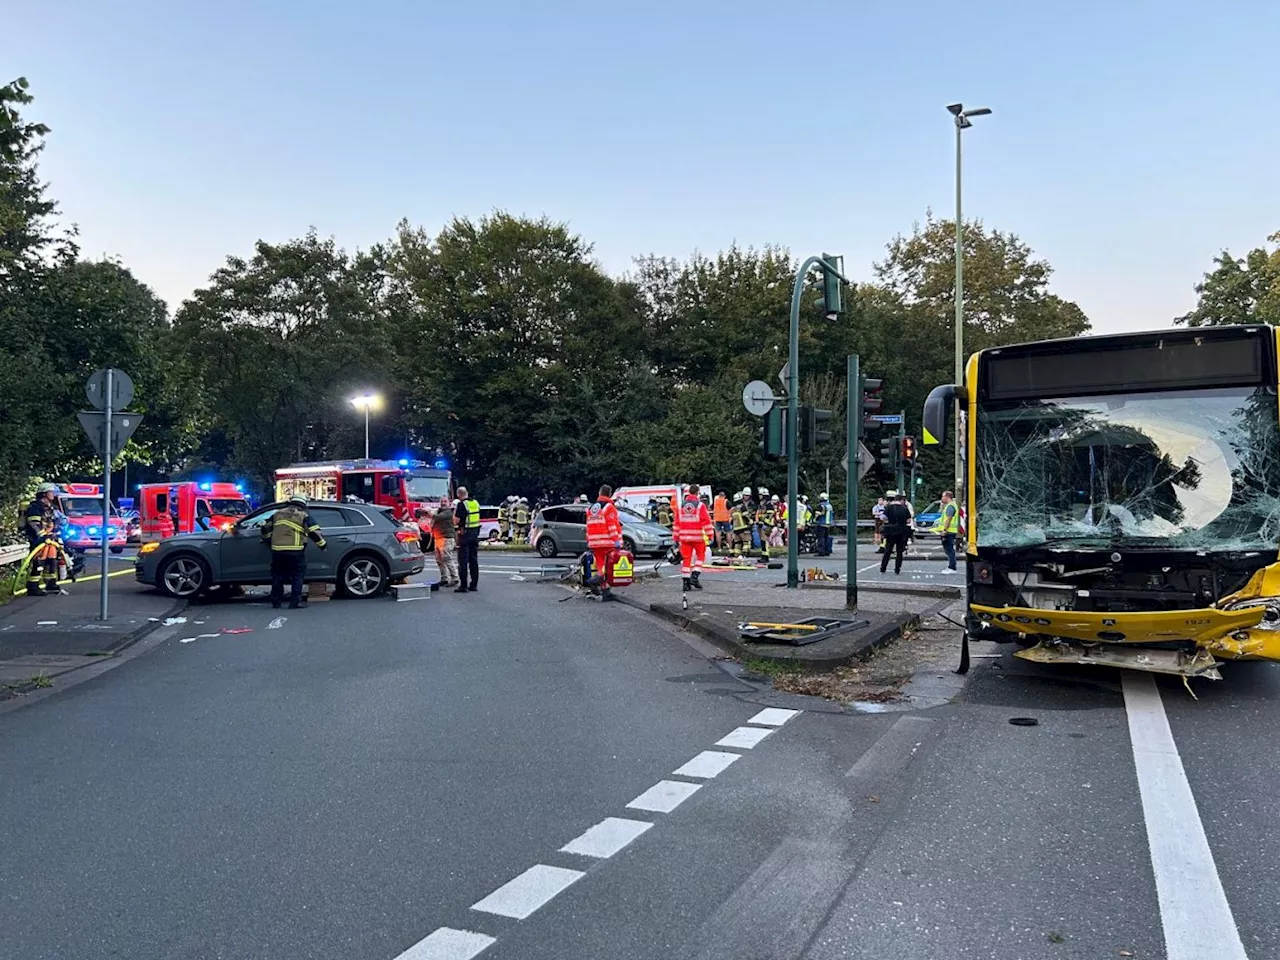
[
  {"left": 344, "top": 559, "right": 384, "bottom": 597},
  {"left": 164, "top": 558, "right": 204, "bottom": 596}
]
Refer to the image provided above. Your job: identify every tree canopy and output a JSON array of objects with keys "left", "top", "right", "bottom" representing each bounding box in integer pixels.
[
  {"left": 3, "top": 76, "right": 1102, "bottom": 523},
  {"left": 1176, "top": 232, "right": 1280, "bottom": 327}
]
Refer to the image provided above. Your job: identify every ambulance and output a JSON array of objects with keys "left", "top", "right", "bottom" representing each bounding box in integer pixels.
[
  {"left": 138, "top": 481, "right": 251, "bottom": 541},
  {"left": 55, "top": 483, "right": 127, "bottom": 553}
]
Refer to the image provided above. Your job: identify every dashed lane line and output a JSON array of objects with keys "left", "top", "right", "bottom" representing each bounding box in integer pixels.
[
  {"left": 716, "top": 726, "right": 774, "bottom": 749},
  {"left": 673, "top": 750, "right": 741, "bottom": 779},
  {"left": 560, "top": 817, "right": 654, "bottom": 859},
  {"left": 392, "top": 927, "right": 495, "bottom": 960},
  {"left": 471, "top": 864, "right": 585, "bottom": 920},
  {"left": 1123, "top": 673, "right": 1248, "bottom": 960},
  {"left": 391, "top": 708, "right": 804, "bottom": 959},
  {"left": 747, "top": 707, "right": 801, "bottom": 727},
  {"left": 626, "top": 779, "right": 703, "bottom": 813}
]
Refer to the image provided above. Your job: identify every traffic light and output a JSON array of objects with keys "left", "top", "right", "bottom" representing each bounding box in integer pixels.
[
  {"left": 878, "top": 436, "right": 899, "bottom": 475},
  {"left": 819, "top": 253, "right": 844, "bottom": 320},
  {"left": 860, "top": 377, "right": 885, "bottom": 436},
  {"left": 760, "top": 406, "right": 786, "bottom": 459},
  {"left": 901, "top": 435, "right": 918, "bottom": 465},
  {"left": 799, "top": 405, "right": 835, "bottom": 453}
]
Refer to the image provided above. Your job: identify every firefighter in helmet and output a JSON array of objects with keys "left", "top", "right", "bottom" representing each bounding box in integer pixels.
[
  {"left": 261, "top": 494, "right": 327, "bottom": 609},
  {"left": 23, "top": 483, "right": 63, "bottom": 596}
]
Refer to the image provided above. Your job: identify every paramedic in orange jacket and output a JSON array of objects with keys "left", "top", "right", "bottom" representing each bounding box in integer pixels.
[
  {"left": 675, "top": 481, "right": 713, "bottom": 592},
  {"left": 586, "top": 484, "right": 623, "bottom": 588}
]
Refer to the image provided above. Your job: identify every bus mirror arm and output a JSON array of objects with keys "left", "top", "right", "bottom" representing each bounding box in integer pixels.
[{"left": 922, "top": 384, "right": 968, "bottom": 447}]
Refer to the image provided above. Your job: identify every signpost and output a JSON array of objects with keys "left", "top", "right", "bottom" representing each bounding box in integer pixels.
[
  {"left": 845, "top": 355, "right": 859, "bottom": 610},
  {"left": 79, "top": 368, "right": 142, "bottom": 620}
]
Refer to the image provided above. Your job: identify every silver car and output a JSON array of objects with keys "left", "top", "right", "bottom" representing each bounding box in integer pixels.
[
  {"left": 531, "top": 503, "right": 674, "bottom": 558},
  {"left": 135, "top": 500, "right": 425, "bottom": 600}
]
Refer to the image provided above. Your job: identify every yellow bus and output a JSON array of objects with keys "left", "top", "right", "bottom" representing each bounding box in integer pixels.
[{"left": 923, "top": 325, "right": 1280, "bottom": 679}]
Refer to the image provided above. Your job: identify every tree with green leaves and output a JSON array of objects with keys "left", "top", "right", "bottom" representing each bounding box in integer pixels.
[{"left": 1175, "top": 232, "right": 1280, "bottom": 327}]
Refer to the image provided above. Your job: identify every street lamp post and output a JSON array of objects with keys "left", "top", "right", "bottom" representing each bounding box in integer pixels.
[
  {"left": 946, "top": 102, "right": 991, "bottom": 502},
  {"left": 350, "top": 393, "right": 383, "bottom": 459}
]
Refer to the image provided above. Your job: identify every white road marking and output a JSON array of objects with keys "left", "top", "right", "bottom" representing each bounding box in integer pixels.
[
  {"left": 560, "top": 817, "right": 653, "bottom": 859},
  {"left": 392, "top": 927, "right": 495, "bottom": 960},
  {"left": 627, "top": 779, "right": 703, "bottom": 813},
  {"left": 674, "top": 750, "right": 741, "bottom": 779},
  {"left": 747, "top": 707, "right": 801, "bottom": 727},
  {"left": 716, "top": 726, "right": 774, "bottom": 749},
  {"left": 471, "top": 864, "right": 584, "bottom": 920},
  {"left": 1122, "top": 672, "right": 1248, "bottom": 960},
  {"left": 267, "top": 617, "right": 286, "bottom": 629}
]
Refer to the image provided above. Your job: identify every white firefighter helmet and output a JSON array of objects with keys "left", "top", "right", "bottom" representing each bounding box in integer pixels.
[
  {"left": 771, "top": 495, "right": 780, "bottom": 503},
  {"left": 36, "top": 482, "right": 59, "bottom": 495},
  {"left": 758, "top": 487, "right": 769, "bottom": 496},
  {"left": 820, "top": 491, "right": 830, "bottom": 500}
]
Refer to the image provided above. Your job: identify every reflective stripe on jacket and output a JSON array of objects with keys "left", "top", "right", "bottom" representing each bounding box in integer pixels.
[
  {"left": 675, "top": 496, "right": 714, "bottom": 545},
  {"left": 461, "top": 499, "right": 481, "bottom": 531},
  {"left": 935, "top": 502, "right": 960, "bottom": 535},
  {"left": 586, "top": 497, "right": 622, "bottom": 548},
  {"left": 262, "top": 506, "right": 326, "bottom": 551}
]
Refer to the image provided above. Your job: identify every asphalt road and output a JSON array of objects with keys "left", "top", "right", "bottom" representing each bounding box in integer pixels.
[{"left": 1, "top": 567, "right": 1277, "bottom": 959}]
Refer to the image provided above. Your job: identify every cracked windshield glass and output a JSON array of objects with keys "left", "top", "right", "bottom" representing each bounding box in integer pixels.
[{"left": 976, "top": 386, "right": 1280, "bottom": 550}]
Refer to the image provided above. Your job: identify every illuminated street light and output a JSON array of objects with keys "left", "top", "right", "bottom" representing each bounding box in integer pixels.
[{"left": 350, "top": 393, "right": 384, "bottom": 458}]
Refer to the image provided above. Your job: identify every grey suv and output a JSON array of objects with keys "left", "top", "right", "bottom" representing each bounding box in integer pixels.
[
  {"left": 531, "top": 503, "right": 673, "bottom": 559},
  {"left": 135, "top": 500, "right": 425, "bottom": 600}
]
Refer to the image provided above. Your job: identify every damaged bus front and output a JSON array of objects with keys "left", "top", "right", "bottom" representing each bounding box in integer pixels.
[{"left": 923, "top": 325, "right": 1280, "bottom": 679}]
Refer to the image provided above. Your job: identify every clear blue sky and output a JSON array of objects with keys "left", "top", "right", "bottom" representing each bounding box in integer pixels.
[{"left": 13, "top": 0, "right": 1279, "bottom": 333}]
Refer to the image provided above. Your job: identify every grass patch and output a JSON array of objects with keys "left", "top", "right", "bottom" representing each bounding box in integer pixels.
[
  {"left": 30, "top": 673, "right": 53, "bottom": 689},
  {"left": 740, "top": 657, "right": 805, "bottom": 678}
]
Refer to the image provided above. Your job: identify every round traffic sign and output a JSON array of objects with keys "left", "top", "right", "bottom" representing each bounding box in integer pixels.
[
  {"left": 742, "top": 380, "right": 775, "bottom": 417},
  {"left": 85, "top": 368, "right": 134, "bottom": 411}
]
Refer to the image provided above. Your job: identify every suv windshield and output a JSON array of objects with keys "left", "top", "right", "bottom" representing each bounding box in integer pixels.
[
  {"left": 209, "top": 498, "right": 250, "bottom": 516},
  {"left": 975, "top": 385, "right": 1280, "bottom": 550}
]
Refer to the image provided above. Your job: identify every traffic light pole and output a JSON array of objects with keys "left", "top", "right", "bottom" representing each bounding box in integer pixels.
[
  {"left": 895, "top": 413, "right": 906, "bottom": 494},
  {"left": 786, "top": 254, "right": 849, "bottom": 589},
  {"left": 846, "top": 355, "right": 859, "bottom": 610}
]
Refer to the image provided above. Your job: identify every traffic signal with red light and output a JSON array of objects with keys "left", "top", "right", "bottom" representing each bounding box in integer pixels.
[{"left": 901, "top": 436, "right": 918, "bottom": 464}]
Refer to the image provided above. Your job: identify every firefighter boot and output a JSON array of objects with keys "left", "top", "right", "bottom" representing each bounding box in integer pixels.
[
  {"left": 682, "top": 577, "right": 692, "bottom": 592},
  {"left": 26, "top": 580, "right": 45, "bottom": 596},
  {"left": 600, "top": 587, "right": 616, "bottom": 602},
  {"left": 691, "top": 571, "right": 703, "bottom": 590}
]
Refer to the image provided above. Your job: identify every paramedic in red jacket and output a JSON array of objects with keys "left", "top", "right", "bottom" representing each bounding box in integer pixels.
[
  {"left": 676, "top": 481, "right": 713, "bottom": 592},
  {"left": 586, "top": 484, "right": 623, "bottom": 587}
]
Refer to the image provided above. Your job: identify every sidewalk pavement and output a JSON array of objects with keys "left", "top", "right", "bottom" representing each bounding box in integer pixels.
[
  {"left": 616, "top": 575, "right": 958, "bottom": 670},
  {"left": 0, "top": 565, "right": 180, "bottom": 695}
]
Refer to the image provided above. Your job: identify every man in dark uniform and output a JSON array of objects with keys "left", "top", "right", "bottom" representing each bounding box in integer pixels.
[
  {"left": 879, "top": 491, "right": 912, "bottom": 576},
  {"left": 261, "top": 495, "right": 327, "bottom": 609},
  {"left": 454, "top": 486, "right": 482, "bottom": 593}
]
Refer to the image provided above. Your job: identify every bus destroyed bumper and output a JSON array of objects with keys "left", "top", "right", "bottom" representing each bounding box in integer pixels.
[{"left": 971, "top": 603, "right": 1276, "bottom": 679}]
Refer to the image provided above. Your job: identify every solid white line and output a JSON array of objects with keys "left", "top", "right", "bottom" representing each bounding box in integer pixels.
[
  {"left": 747, "top": 708, "right": 801, "bottom": 727},
  {"left": 626, "top": 779, "right": 702, "bottom": 813},
  {"left": 560, "top": 817, "right": 653, "bottom": 859},
  {"left": 471, "top": 864, "right": 584, "bottom": 920},
  {"left": 1122, "top": 672, "right": 1248, "bottom": 960},
  {"left": 392, "top": 927, "right": 495, "bottom": 960},
  {"left": 673, "top": 750, "right": 741, "bottom": 779},
  {"left": 716, "top": 726, "right": 774, "bottom": 749}
]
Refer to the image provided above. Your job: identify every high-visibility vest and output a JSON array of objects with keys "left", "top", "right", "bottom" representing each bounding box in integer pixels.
[
  {"left": 713, "top": 495, "right": 730, "bottom": 523},
  {"left": 461, "top": 499, "right": 481, "bottom": 530},
  {"left": 265, "top": 507, "right": 325, "bottom": 551},
  {"left": 937, "top": 501, "right": 960, "bottom": 534}
]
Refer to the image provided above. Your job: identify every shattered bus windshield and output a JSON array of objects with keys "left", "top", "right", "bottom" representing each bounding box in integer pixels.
[{"left": 975, "top": 386, "right": 1280, "bottom": 550}]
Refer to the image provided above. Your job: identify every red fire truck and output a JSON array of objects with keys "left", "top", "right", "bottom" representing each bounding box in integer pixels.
[
  {"left": 138, "top": 481, "right": 251, "bottom": 541},
  {"left": 273, "top": 459, "right": 453, "bottom": 519},
  {"left": 55, "top": 483, "right": 127, "bottom": 553}
]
